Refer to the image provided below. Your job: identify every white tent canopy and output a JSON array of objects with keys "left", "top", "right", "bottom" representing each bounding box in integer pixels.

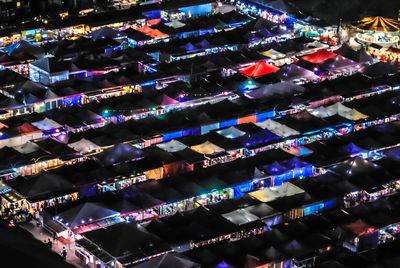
[
  {"left": 326, "top": 103, "right": 368, "bottom": 120},
  {"left": 166, "top": 20, "right": 186, "bottom": 29},
  {"left": 191, "top": 141, "right": 225, "bottom": 155},
  {"left": 216, "top": 126, "right": 246, "bottom": 139},
  {"left": 256, "top": 119, "right": 300, "bottom": 137},
  {"left": 68, "top": 138, "right": 101, "bottom": 154},
  {"left": 222, "top": 208, "right": 259, "bottom": 226},
  {"left": 156, "top": 139, "right": 187, "bottom": 153},
  {"left": 32, "top": 118, "right": 62, "bottom": 131},
  {"left": 309, "top": 106, "right": 336, "bottom": 118},
  {"left": 13, "top": 142, "right": 41, "bottom": 154}
]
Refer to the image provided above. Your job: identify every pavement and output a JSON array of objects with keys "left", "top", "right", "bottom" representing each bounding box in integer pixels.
[{"left": 20, "top": 220, "right": 86, "bottom": 268}]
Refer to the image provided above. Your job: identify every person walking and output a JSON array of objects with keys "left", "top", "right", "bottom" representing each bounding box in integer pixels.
[
  {"left": 61, "top": 247, "right": 67, "bottom": 260},
  {"left": 53, "top": 232, "right": 57, "bottom": 244},
  {"left": 47, "top": 239, "right": 53, "bottom": 249}
]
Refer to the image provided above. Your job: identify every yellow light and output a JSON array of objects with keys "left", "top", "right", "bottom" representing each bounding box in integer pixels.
[{"left": 16, "top": 2, "right": 21, "bottom": 8}]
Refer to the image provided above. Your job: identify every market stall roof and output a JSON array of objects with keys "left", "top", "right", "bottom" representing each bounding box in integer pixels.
[
  {"left": 222, "top": 209, "right": 259, "bottom": 226},
  {"left": 2, "top": 40, "right": 44, "bottom": 58},
  {"left": 277, "top": 64, "right": 319, "bottom": 82},
  {"left": 256, "top": 119, "right": 300, "bottom": 138},
  {"left": 355, "top": 16, "right": 400, "bottom": 32},
  {"left": 361, "top": 62, "right": 399, "bottom": 78},
  {"left": 6, "top": 172, "right": 76, "bottom": 200},
  {"left": 156, "top": 94, "right": 179, "bottom": 106},
  {"left": 68, "top": 138, "right": 101, "bottom": 154},
  {"left": 239, "top": 61, "right": 279, "bottom": 78},
  {"left": 36, "top": 138, "right": 79, "bottom": 160},
  {"left": 275, "top": 110, "right": 330, "bottom": 133},
  {"left": 131, "top": 253, "right": 199, "bottom": 268},
  {"left": 302, "top": 49, "right": 337, "bottom": 64},
  {"left": 319, "top": 55, "right": 358, "bottom": 71},
  {"left": 328, "top": 157, "right": 385, "bottom": 179},
  {"left": 326, "top": 103, "right": 368, "bottom": 121},
  {"left": 96, "top": 143, "right": 144, "bottom": 166},
  {"left": 309, "top": 106, "right": 336, "bottom": 118},
  {"left": 243, "top": 203, "right": 279, "bottom": 219},
  {"left": 30, "top": 56, "right": 72, "bottom": 74},
  {"left": 190, "top": 141, "right": 225, "bottom": 155},
  {"left": 180, "top": 42, "right": 198, "bottom": 52},
  {"left": 248, "top": 182, "right": 305, "bottom": 203},
  {"left": 260, "top": 161, "right": 288, "bottom": 176},
  {"left": 283, "top": 157, "right": 312, "bottom": 169},
  {"left": 343, "top": 219, "right": 375, "bottom": 236},
  {"left": 32, "top": 118, "right": 62, "bottom": 131},
  {"left": 195, "top": 39, "right": 213, "bottom": 49},
  {"left": 56, "top": 202, "right": 119, "bottom": 228},
  {"left": 123, "top": 27, "right": 152, "bottom": 41},
  {"left": 88, "top": 26, "right": 127, "bottom": 41},
  {"left": 334, "top": 43, "right": 374, "bottom": 63},
  {"left": 117, "top": 186, "right": 164, "bottom": 209},
  {"left": 138, "top": 26, "right": 168, "bottom": 39},
  {"left": 216, "top": 126, "right": 246, "bottom": 139},
  {"left": 0, "top": 146, "right": 31, "bottom": 170},
  {"left": 136, "top": 180, "right": 184, "bottom": 204},
  {"left": 81, "top": 222, "right": 171, "bottom": 261},
  {"left": 260, "top": 49, "right": 286, "bottom": 60},
  {"left": 156, "top": 139, "right": 187, "bottom": 153},
  {"left": 340, "top": 142, "right": 367, "bottom": 155},
  {"left": 0, "top": 68, "right": 27, "bottom": 87},
  {"left": 245, "top": 81, "right": 305, "bottom": 100},
  {"left": 166, "top": 20, "right": 186, "bottom": 29}
]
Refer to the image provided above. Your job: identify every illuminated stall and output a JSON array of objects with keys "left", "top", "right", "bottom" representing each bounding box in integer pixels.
[{"left": 353, "top": 17, "right": 399, "bottom": 48}]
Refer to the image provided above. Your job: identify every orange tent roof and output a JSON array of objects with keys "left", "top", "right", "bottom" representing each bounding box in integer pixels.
[
  {"left": 239, "top": 61, "right": 279, "bottom": 78},
  {"left": 137, "top": 26, "right": 168, "bottom": 39},
  {"left": 302, "top": 49, "right": 337, "bottom": 64}
]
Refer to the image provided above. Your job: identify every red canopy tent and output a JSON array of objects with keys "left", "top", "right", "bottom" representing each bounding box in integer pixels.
[
  {"left": 137, "top": 26, "right": 168, "bottom": 39},
  {"left": 302, "top": 49, "right": 337, "bottom": 64},
  {"left": 239, "top": 61, "right": 279, "bottom": 78},
  {"left": 17, "top": 123, "right": 39, "bottom": 134}
]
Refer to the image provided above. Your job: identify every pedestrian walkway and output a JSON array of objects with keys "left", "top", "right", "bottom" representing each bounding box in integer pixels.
[{"left": 20, "top": 220, "right": 86, "bottom": 268}]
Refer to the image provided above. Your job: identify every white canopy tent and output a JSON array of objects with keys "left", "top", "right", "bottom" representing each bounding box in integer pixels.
[
  {"left": 166, "top": 20, "right": 186, "bottom": 29},
  {"left": 156, "top": 139, "right": 187, "bottom": 153},
  {"left": 222, "top": 208, "right": 260, "bottom": 226},
  {"left": 68, "top": 138, "right": 101, "bottom": 154},
  {"left": 32, "top": 118, "right": 62, "bottom": 131},
  {"left": 216, "top": 126, "right": 246, "bottom": 139},
  {"left": 326, "top": 103, "right": 368, "bottom": 120},
  {"left": 256, "top": 119, "right": 300, "bottom": 138}
]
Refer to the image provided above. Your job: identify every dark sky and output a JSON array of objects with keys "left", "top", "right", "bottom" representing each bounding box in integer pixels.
[{"left": 288, "top": 0, "right": 400, "bottom": 23}]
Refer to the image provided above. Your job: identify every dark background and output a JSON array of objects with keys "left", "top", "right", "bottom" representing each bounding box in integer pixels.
[{"left": 288, "top": 0, "right": 400, "bottom": 24}]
